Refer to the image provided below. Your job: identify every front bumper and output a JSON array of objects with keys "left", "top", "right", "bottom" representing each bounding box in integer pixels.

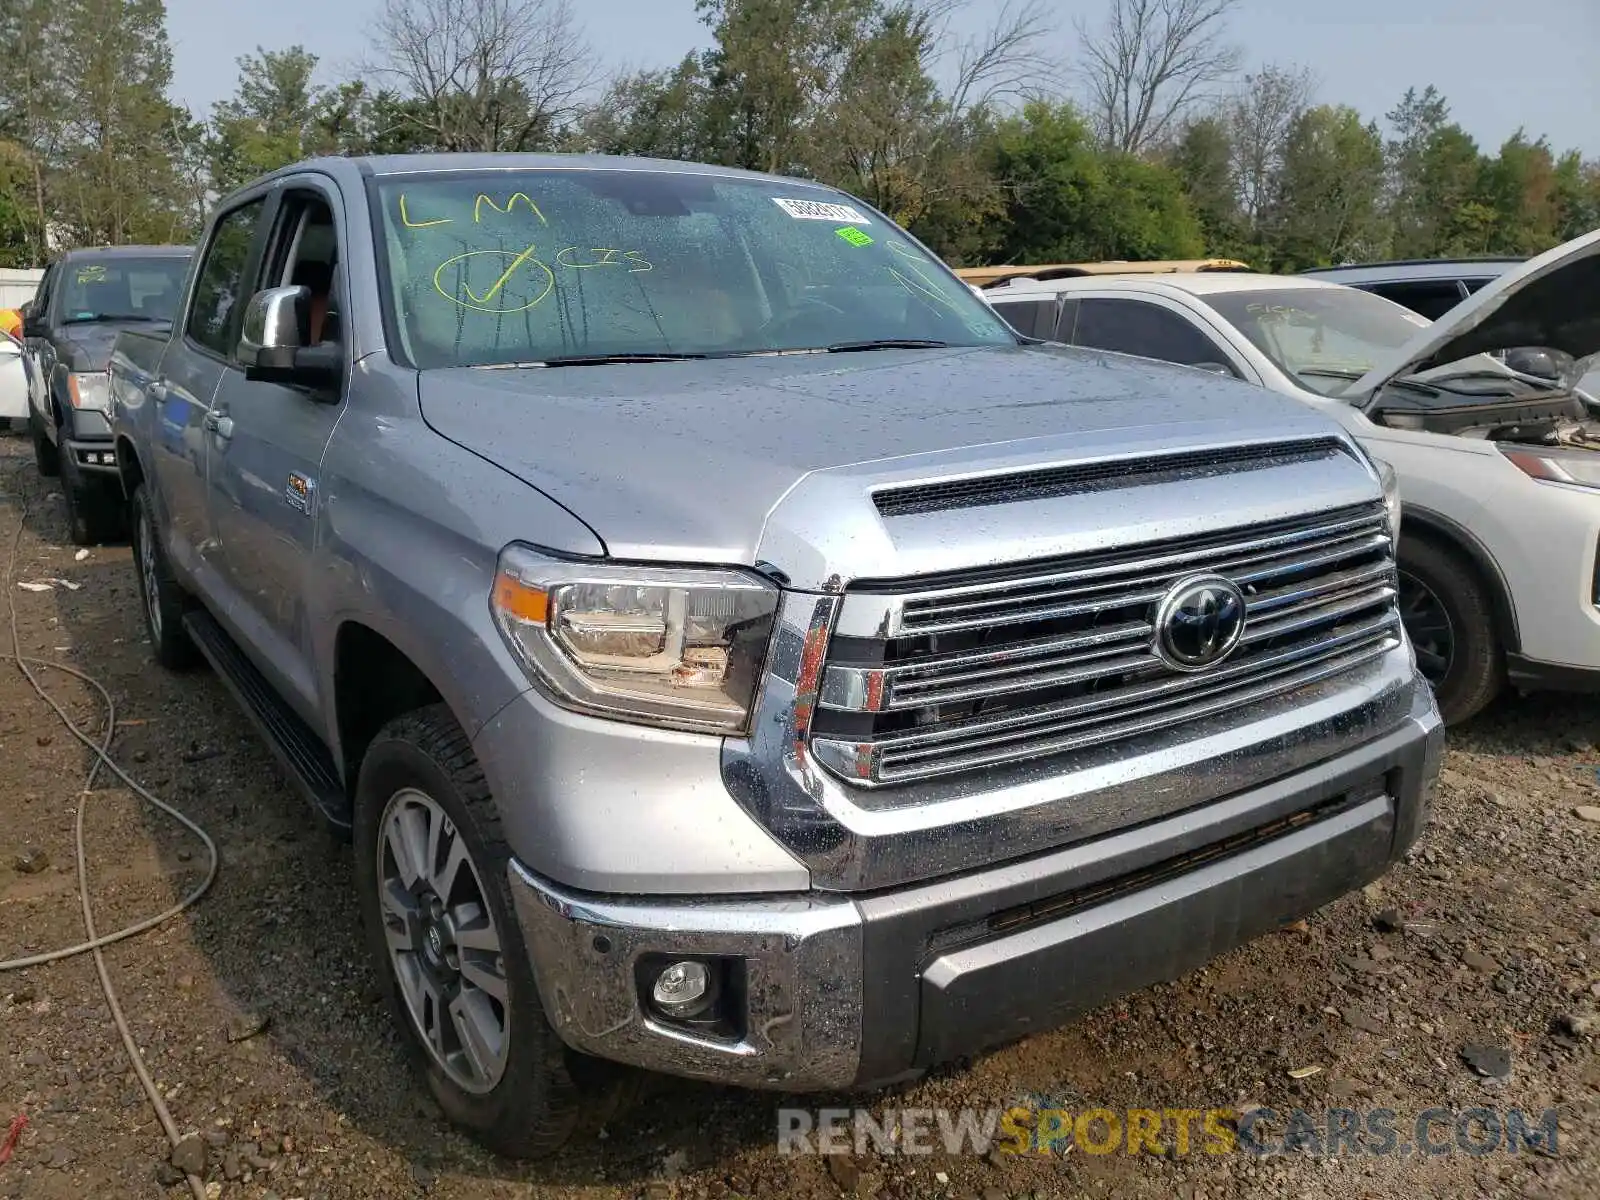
[
  {"left": 64, "top": 408, "right": 117, "bottom": 475},
  {"left": 509, "top": 685, "right": 1443, "bottom": 1090}
]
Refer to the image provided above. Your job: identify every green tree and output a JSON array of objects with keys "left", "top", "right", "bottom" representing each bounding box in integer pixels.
[
  {"left": 0, "top": 0, "right": 67, "bottom": 260},
  {"left": 55, "top": 0, "right": 190, "bottom": 245},
  {"left": 1383, "top": 86, "right": 1485, "bottom": 258},
  {"left": 1265, "top": 104, "right": 1386, "bottom": 269},
  {"left": 207, "top": 46, "right": 323, "bottom": 193},
  {"left": 1169, "top": 115, "right": 1245, "bottom": 257},
  {"left": 985, "top": 100, "right": 1203, "bottom": 264},
  {"left": 1474, "top": 131, "right": 1562, "bottom": 254}
]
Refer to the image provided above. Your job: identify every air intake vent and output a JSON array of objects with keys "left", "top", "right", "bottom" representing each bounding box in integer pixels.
[{"left": 871, "top": 439, "right": 1349, "bottom": 518}]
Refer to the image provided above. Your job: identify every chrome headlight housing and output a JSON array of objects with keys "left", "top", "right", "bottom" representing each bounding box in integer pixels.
[
  {"left": 490, "top": 546, "right": 780, "bottom": 734},
  {"left": 67, "top": 370, "right": 111, "bottom": 413}
]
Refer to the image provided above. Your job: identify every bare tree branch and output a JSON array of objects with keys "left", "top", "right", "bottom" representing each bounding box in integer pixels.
[
  {"left": 1075, "top": 0, "right": 1240, "bottom": 155},
  {"left": 1227, "top": 62, "right": 1316, "bottom": 221},
  {"left": 365, "top": 0, "right": 597, "bottom": 152}
]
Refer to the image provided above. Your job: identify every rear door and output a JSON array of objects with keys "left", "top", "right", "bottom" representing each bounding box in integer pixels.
[
  {"left": 205, "top": 176, "right": 349, "bottom": 721},
  {"left": 152, "top": 195, "right": 273, "bottom": 583}
]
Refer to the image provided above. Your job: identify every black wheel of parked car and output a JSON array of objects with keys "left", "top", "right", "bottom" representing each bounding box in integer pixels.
[
  {"left": 128, "top": 484, "right": 201, "bottom": 670},
  {"left": 29, "top": 409, "right": 59, "bottom": 477},
  {"left": 354, "top": 705, "right": 630, "bottom": 1159},
  {"left": 1396, "top": 536, "right": 1503, "bottom": 724},
  {"left": 59, "top": 451, "right": 125, "bottom": 546}
]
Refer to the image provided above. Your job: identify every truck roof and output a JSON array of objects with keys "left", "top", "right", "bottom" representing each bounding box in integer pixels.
[
  {"left": 55, "top": 244, "right": 192, "bottom": 260},
  {"left": 222, "top": 153, "right": 849, "bottom": 202}
]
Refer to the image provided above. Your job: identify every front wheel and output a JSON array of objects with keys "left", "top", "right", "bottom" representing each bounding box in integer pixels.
[
  {"left": 354, "top": 705, "right": 603, "bottom": 1158},
  {"left": 128, "top": 484, "right": 200, "bottom": 669},
  {"left": 1396, "top": 536, "right": 1503, "bottom": 724}
]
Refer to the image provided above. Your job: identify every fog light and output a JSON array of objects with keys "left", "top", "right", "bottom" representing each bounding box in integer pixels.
[{"left": 651, "top": 960, "right": 710, "bottom": 1013}]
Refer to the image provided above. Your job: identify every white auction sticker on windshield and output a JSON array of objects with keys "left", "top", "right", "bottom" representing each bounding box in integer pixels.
[{"left": 772, "top": 197, "right": 871, "bottom": 224}]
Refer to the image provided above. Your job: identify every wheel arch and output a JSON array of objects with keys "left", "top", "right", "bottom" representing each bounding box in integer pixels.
[
  {"left": 1398, "top": 504, "right": 1520, "bottom": 654},
  {"left": 331, "top": 619, "right": 454, "bottom": 797}
]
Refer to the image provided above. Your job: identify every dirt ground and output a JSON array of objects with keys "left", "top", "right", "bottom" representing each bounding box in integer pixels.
[{"left": 0, "top": 430, "right": 1596, "bottom": 1200}]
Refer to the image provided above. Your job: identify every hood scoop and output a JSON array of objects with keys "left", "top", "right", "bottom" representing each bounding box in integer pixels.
[{"left": 871, "top": 438, "right": 1348, "bottom": 518}]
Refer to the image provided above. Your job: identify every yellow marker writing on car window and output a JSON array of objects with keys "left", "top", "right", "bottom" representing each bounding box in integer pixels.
[
  {"left": 433, "top": 245, "right": 554, "bottom": 313},
  {"left": 474, "top": 193, "right": 547, "bottom": 226},
  {"left": 398, "top": 195, "right": 452, "bottom": 228}
]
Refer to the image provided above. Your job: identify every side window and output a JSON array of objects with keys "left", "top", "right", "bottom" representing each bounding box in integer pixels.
[
  {"left": 187, "top": 199, "right": 267, "bottom": 356},
  {"left": 265, "top": 190, "right": 344, "bottom": 347},
  {"left": 30, "top": 264, "right": 55, "bottom": 321},
  {"left": 1072, "top": 298, "right": 1235, "bottom": 372},
  {"left": 992, "top": 298, "right": 1056, "bottom": 339},
  {"left": 1364, "top": 280, "right": 1465, "bottom": 320}
]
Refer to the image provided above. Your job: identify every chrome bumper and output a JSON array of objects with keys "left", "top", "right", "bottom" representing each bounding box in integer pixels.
[{"left": 508, "top": 685, "right": 1442, "bottom": 1089}]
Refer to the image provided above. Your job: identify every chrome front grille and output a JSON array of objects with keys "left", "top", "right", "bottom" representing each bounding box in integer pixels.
[{"left": 810, "top": 502, "right": 1402, "bottom": 786}]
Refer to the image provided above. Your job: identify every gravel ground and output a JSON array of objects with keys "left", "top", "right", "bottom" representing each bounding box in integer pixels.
[{"left": 0, "top": 430, "right": 1597, "bottom": 1200}]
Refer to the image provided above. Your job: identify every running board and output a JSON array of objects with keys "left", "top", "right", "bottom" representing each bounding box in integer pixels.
[{"left": 183, "top": 609, "right": 351, "bottom": 833}]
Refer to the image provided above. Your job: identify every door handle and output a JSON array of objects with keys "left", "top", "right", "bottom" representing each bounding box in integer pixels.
[
  {"left": 148, "top": 380, "right": 168, "bottom": 402},
  {"left": 202, "top": 410, "right": 234, "bottom": 439}
]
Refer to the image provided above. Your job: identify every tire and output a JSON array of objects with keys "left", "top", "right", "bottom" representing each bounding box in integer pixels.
[
  {"left": 60, "top": 451, "right": 125, "bottom": 546},
  {"left": 1396, "top": 535, "right": 1503, "bottom": 724},
  {"left": 354, "top": 705, "right": 623, "bottom": 1158},
  {"left": 128, "top": 484, "right": 200, "bottom": 670},
  {"left": 30, "top": 408, "right": 59, "bottom": 477}
]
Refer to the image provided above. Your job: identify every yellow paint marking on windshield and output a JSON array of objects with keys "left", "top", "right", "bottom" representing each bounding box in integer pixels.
[
  {"left": 556, "top": 247, "right": 654, "bottom": 272},
  {"left": 398, "top": 195, "right": 452, "bottom": 228},
  {"left": 433, "top": 245, "right": 555, "bottom": 313},
  {"left": 474, "top": 192, "right": 547, "bottom": 225}
]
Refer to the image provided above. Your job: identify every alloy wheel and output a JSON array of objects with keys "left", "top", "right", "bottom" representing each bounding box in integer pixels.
[
  {"left": 137, "top": 506, "right": 162, "bottom": 642},
  {"left": 1397, "top": 568, "right": 1453, "bottom": 686},
  {"left": 376, "top": 788, "right": 511, "bottom": 1094}
]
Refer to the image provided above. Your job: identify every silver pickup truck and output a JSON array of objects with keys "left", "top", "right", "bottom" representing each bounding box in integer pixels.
[{"left": 108, "top": 153, "right": 1443, "bottom": 1157}]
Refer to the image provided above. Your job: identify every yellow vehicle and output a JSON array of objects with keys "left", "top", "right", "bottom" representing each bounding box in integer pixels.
[{"left": 956, "top": 259, "right": 1252, "bottom": 289}]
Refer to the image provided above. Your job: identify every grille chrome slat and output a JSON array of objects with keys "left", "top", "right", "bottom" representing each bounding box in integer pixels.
[
  {"left": 898, "top": 523, "right": 1391, "bottom": 637},
  {"left": 811, "top": 501, "right": 1401, "bottom": 784}
]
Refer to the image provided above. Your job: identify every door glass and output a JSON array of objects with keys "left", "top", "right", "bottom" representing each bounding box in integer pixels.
[
  {"left": 1365, "top": 280, "right": 1465, "bottom": 320},
  {"left": 1072, "top": 298, "right": 1234, "bottom": 372},
  {"left": 187, "top": 200, "right": 267, "bottom": 356},
  {"left": 992, "top": 298, "right": 1055, "bottom": 339}
]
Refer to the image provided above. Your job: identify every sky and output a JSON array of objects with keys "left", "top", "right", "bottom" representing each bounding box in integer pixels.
[{"left": 163, "top": 0, "right": 1600, "bottom": 157}]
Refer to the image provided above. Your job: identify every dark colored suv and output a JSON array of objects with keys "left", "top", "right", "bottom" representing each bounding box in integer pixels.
[{"left": 1298, "top": 258, "right": 1524, "bottom": 319}]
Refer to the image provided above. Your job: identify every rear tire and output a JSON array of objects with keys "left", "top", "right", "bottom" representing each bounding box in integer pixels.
[
  {"left": 353, "top": 705, "right": 627, "bottom": 1159},
  {"left": 1396, "top": 535, "right": 1503, "bottom": 724},
  {"left": 129, "top": 484, "right": 200, "bottom": 670},
  {"left": 30, "top": 409, "right": 59, "bottom": 477}
]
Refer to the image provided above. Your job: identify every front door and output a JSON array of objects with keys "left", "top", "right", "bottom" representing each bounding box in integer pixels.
[
  {"left": 152, "top": 196, "right": 271, "bottom": 579},
  {"left": 205, "top": 181, "right": 348, "bottom": 721}
]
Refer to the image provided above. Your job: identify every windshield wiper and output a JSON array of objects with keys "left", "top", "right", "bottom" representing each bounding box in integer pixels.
[
  {"left": 1296, "top": 367, "right": 1366, "bottom": 380},
  {"left": 825, "top": 338, "right": 949, "bottom": 353},
  {"left": 481, "top": 352, "right": 712, "bottom": 369},
  {"left": 61, "top": 313, "right": 168, "bottom": 325}
]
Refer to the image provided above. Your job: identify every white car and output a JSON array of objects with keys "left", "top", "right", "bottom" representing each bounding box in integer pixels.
[
  {"left": 982, "top": 233, "right": 1600, "bottom": 723},
  {"left": 0, "top": 330, "right": 32, "bottom": 429}
]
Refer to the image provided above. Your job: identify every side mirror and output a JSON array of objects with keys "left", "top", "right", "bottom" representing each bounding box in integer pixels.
[
  {"left": 1503, "top": 346, "right": 1560, "bottom": 380},
  {"left": 22, "top": 314, "right": 47, "bottom": 339},
  {"left": 235, "top": 285, "right": 341, "bottom": 392}
]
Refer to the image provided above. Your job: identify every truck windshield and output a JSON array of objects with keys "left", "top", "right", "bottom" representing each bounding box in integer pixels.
[
  {"left": 59, "top": 256, "right": 190, "bottom": 324},
  {"left": 370, "top": 170, "right": 1017, "bottom": 368}
]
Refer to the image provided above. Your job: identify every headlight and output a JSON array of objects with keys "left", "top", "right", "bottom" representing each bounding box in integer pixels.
[
  {"left": 1373, "top": 456, "right": 1401, "bottom": 553},
  {"left": 1501, "top": 448, "right": 1600, "bottom": 491},
  {"left": 490, "top": 546, "right": 780, "bottom": 734},
  {"left": 66, "top": 370, "right": 111, "bottom": 412}
]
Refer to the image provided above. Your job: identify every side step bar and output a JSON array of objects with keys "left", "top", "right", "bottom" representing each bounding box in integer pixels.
[{"left": 183, "top": 609, "right": 351, "bottom": 833}]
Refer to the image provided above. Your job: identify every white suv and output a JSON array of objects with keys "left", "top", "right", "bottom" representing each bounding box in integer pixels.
[{"left": 983, "top": 233, "right": 1600, "bottom": 723}]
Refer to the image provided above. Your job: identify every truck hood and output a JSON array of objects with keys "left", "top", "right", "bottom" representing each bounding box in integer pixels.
[
  {"left": 55, "top": 318, "right": 172, "bottom": 372},
  {"left": 419, "top": 344, "right": 1363, "bottom": 586},
  {"left": 1350, "top": 226, "right": 1600, "bottom": 402}
]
